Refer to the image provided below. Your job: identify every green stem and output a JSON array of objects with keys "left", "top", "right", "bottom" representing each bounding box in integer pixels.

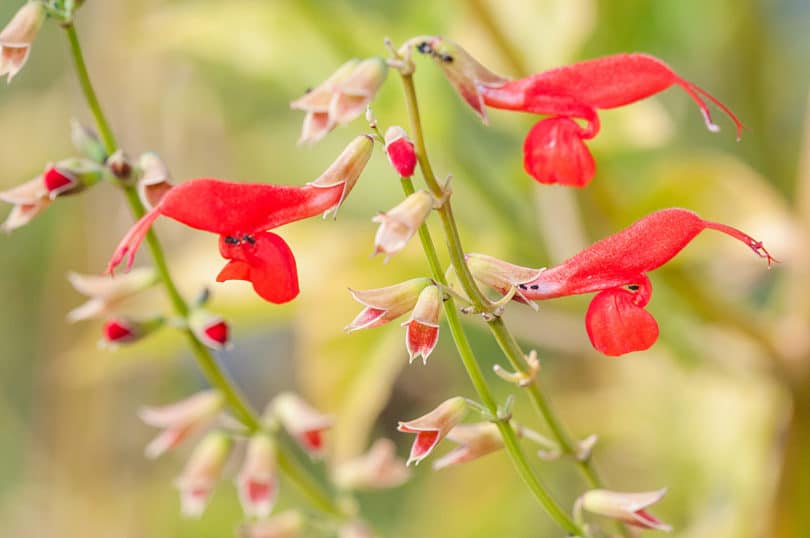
[
  {"left": 488, "top": 318, "right": 603, "bottom": 487},
  {"left": 401, "top": 176, "right": 582, "bottom": 536},
  {"left": 401, "top": 64, "right": 610, "bottom": 483},
  {"left": 63, "top": 22, "right": 342, "bottom": 519},
  {"left": 64, "top": 24, "right": 117, "bottom": 155}
]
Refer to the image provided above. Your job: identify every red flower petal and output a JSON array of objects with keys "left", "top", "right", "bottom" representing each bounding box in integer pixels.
[
  {"left": 157, "top": 179, "right": 344, "bottom": 235},
  {"left": 585, "top": 288, "right": 659, "bottom": 356},
  {"left": 523, "top": 117, "right": 595, "bottom": 187},
  {"left": 216, "top": 260, "right": 251, "bottom": 281},
  {"left": 217, "top": 232, "right": 299, "bottom": 304},
  {"left": 403, "top": 320, "right": 439, "bottom": 364}
]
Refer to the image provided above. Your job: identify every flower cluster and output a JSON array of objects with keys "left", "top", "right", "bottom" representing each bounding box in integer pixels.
[{"left": 2, "top": 4, "right": 779, "bottom": 535}]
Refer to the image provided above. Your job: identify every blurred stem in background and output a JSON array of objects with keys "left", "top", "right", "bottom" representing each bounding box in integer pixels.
[{"left": 62, "top": 20, "right": 345, "bottom": 520}]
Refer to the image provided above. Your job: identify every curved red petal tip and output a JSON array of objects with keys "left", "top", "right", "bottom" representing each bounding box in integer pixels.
[
  {"left": 106, "top": 208, "right": 161, "bottom": 275},
  {"left": 157, "top": 179, "right": 343, "bottom": 235},
  {"left": 218, "top": 232, "right": 300, "bottom": 304},
  {"left": 585, "top": 288, "right": 659, "bottom": 356},
  {"left": 523, "top": 117, "right": 595, "bottom": 187}
]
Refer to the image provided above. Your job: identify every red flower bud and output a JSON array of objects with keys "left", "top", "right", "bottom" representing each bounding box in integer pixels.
[
  {"left": 188, "top": 309, "right": 230, "bottom": 350},
  {"left": 42, "top": 159, "right": 103, "bottom": 198},
  {"left": 384, "top": 126, "right": 417, "bottom": 177},
  {"left": 101, "top": 315, "right": 164, "bottom": 347}
]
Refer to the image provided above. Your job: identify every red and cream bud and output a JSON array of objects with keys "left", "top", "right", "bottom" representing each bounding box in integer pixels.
[
  {"left": 0, "top": 1, "right": 45, "bottom": 83},
  {"left": 100, "top": 315, "right": 164, "bottom": 347},
  {"left": 239, "top": 510, "right": 304, "bottom": 538},
  {"left": 291, "top": 57, "right": 387, "bottom": 144},
  {"left": 236, "top": 433, "right": 278, "bottom": 518},
  {"left": 70, "top": 120, "right": 107, "bottom": 163},
  {"left": 397, "top": 396, "right": 468, "bottom": 466},
  {"left": 139, "top": 389, "right": 224, "bottom": 459},
  {"left": 401, "top": 285, "right": 442, "bottom": 364},
  {"left": 578, "top": 488, "right": 671, "bottom": 532},
  {"left": 137, "top": 152, "right": 173, "bottom": 210},
  {"left": 0, "top": 175, "right": 50, "bottom": 232},
  {"left": 433, "top": 422, "right": 503, "bottom": 470},
  {"left": 465, "top": 253, "right": 544, "bottom": 308},
  {"left": 384, "top": 126, "right": 417, "bottom": 177},
  {"left": 306, "top": 134, "right": 374, "bottom": 218},
  {"left": 67, "top": 267, "right": 157, "bottom": 322},
  {"left": 272, "top": 392, "right": 333, "bottom": 458},
  {"left": 333, "top": 438, "right": 410, "bottom": 490},
  {"left": 188, "top": 309, "right": 230, "bottom": 350},
  {"left": 345, "top": 277, "right": 431, "bottom": 333},
  {"left": 43, "top": 159, "right": 103, "bottom": 199},
  {"left": 372, "top": 191, "right": 433, "bottom": 260},
  {"left": 174, "top": 431, "right": 233, "bottom": 518}
]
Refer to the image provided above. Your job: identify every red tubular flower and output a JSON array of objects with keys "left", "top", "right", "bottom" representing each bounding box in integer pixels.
[
  {"left": 106, "top": 136, "right": 373, "bottom": 304},
  {"left": 418, "top": 37, "right": 743, "bottom": 187},
  {"left": 468, "top": 208, "right": 775, "bottom": 356}
]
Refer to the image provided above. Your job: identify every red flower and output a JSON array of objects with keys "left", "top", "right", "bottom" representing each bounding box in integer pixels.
[
  {"left": 106, "top": 136, "right": 373, "bottom": 304},
  {"left": 468, "top": 208, "right": 775, "bottom": 356},
  {"left": 419, "top": 38, "right": 742, "bottom": 187}
]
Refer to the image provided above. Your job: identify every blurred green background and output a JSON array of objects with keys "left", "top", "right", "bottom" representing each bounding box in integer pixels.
[{"left": 1, "top": 0, "right": 809, "bottom": 536}]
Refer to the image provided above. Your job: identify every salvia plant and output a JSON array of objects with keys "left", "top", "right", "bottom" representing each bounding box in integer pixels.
[{"left": 0, "top": 2, "right": 781, "bottom": 537}]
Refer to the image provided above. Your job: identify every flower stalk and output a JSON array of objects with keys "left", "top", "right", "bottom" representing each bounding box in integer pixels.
[{"left": 63, "top": 21, "right": 344, "bottom": 520}]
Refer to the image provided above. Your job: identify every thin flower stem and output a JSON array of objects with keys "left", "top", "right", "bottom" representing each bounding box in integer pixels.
[
  {"left": 64, "top": 24, "right": 117, "bottom": 155},
  {"left": 398, "top": 65, "right": 621, "bottom": 536},
  {"left": 63, "top": 22, "right": 343, "bottom": 519},
  {"left": 400, "top": 175, "right": 583, "bottom": 537}
]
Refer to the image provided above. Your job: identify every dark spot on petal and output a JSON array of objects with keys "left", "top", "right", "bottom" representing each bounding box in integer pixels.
[
  {"left": 519, "top": 284, "right": 528, "bottom": 290},
  {"left": 440, "top": 54, "right": 453, "bottom": 63},
  {"left": 224, "top": 236, "right": 239, "bottom": 245},
  {"left": 417, "top": 42, "right": 432, "bottom": 54},
  {"left": 627, "top": 284, "right": 640, "bottom": 291},
  {"left": 530, "top": 285, "right": 539, "bottom": 290},
  {"left": 243, "top": 234, "right": 256, "bottom": 245}
]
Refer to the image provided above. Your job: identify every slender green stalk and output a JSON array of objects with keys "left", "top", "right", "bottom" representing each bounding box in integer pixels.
[
  {"left": 400, "top": 179, "right": 582, "bottom": 536},
  {"left": 64, "top": 24, "right": 117, "bottom": 155},
  {"left": 63, "top": 22, "right": 343, "bottom": 519}
]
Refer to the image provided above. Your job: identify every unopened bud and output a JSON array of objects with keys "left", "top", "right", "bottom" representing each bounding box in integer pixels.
[
  {"left": 188, "top": 309, "right": 230, "bottom": 350},
  {"left": 0, "top": 1, "right": 46, "bottom": 83},
  {"left": 237, "top": 433, "right": 278, "bottom": 518},
  {"left": 401, "top": 285, "right": 442, "bottom": 364},
  {"left": 175, "top": 431, "right": 233, "bottom": 518},
  {"left": 578, "top": 488, "right": 671, "bottom": 532},
  {"left": 372, "top": 190, "right": 433, "bottom": 261},
  {"left": 107, "top": 150, "right": 133, "bottom": 181},
  {"left": 43, "top": 159, "right": 103, "bottom": 199},
  {"left": 398, "top": 396, "right": 468, "bottom": 466},
  {"left": 384, "top": 126, "right": 417, "bottom": 177},
  {"left": 101, "top": 315, "right": 164, "bottom": 347},
  {"left": 307, "top": 134, "right": 374, "bottom": 218},
  {"left": 271, "top": 392, "right": 333, "bottom": 459},
  {"left": 346, "top": 277, "right": 431, "bottom": 332},
  {"left": 70, "top": 120, "right": 107, "bottom": 163}
]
